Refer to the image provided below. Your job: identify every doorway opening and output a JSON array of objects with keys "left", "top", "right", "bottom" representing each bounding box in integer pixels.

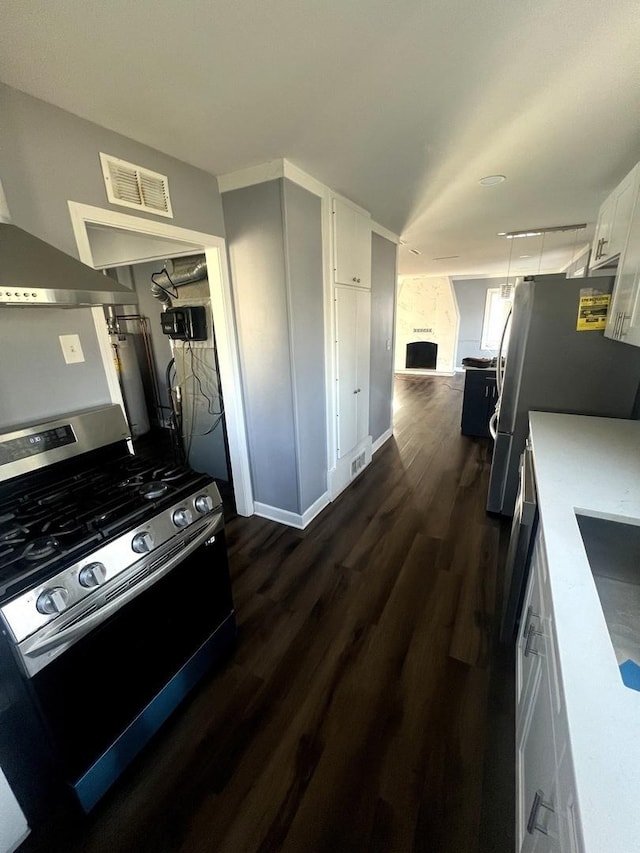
[{"left": 68, "top": 202, "right": 253, "bottom": 518}]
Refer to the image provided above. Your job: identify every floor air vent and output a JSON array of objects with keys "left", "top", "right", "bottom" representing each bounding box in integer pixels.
[
  {"left": 351, "top": 451, "right": 366, "bottom": 479},
  {"left": 100, "top": 153, "right": 173, "bottom": 218}
]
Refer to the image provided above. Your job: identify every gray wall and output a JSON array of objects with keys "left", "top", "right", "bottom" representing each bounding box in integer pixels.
[
  {"left": 0, "top": 306, "right": 110, "bottom": 430},
  {"left": 222, "top": 179, "right": 326, "bottom": 514},
  {"left": 452, "top": 277, "right": 498, "bottom": 368},
  {"left": 0, "top": 83, "right": 226, "bottom": 433},
  {"left": 369, "top": 233, "right": 397, "bottom": 443},
  {"left": 0, "top": 84, "right": 225, "bottom": 258},
  {"left": 282, "top": 180, "right": 327, "bottom": 511}
]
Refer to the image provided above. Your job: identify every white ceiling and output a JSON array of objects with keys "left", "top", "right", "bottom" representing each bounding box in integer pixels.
[{"left": 1, "top": 0, "right": 640, "bottom": 277}]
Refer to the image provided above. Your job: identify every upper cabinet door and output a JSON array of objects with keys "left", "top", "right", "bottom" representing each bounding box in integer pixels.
[
  {"left": 606, "top": 185, "right": 640, "bottom": 346},
  {"left": 591, "top": 164, "right": 640, "bottom": 269},
  {"left": 333, "top": 197, "right": 372, "bottom": 288}
]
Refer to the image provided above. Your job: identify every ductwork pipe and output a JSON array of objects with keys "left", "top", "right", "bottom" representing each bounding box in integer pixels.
[{"left": 151, "top": 256, "right": 207, "bottom": 300}]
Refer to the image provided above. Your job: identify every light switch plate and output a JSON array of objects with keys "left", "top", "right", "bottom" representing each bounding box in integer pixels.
[{"left": 59, "top": 334, "right": 85, "bottom": 364}]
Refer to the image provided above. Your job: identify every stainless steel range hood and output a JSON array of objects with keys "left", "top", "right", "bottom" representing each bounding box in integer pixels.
[{"left": 0, "top": 223, "right": 137, "bottom": 307}]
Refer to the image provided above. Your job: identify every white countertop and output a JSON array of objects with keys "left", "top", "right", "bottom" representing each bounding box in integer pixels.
[{"left": 528, "top": 411, "right": 640, "bottom": 852}]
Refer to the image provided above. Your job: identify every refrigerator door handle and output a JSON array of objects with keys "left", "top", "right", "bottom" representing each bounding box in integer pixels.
[
  {"left": 489, "top": 410, "right": 499, "bottom": 440},
  {"left": 496, "top": 306, "right": 512, "bottom": 398}
]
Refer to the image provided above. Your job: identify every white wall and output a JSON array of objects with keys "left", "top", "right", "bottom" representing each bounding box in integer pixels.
[{"left": 395, "top": 275, "right": 458, "bottom": 374}]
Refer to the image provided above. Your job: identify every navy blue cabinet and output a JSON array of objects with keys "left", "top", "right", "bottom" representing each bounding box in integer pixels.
[{"left": 461, "top": 368, "right": 497, "bottom": 438}]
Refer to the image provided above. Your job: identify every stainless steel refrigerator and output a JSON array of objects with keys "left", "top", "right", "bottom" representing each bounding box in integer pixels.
[{"left": 487, "top": 273, "right": 640, "bottom": 516}]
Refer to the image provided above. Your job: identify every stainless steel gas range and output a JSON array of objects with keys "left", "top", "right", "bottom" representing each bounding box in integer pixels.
[{"left": 0, "top": 405, "right": 236, "bottom": 816}]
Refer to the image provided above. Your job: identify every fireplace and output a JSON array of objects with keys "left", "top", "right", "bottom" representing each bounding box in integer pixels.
[{"left": 406, "top": 341, "right": 438, "bottom": 369}]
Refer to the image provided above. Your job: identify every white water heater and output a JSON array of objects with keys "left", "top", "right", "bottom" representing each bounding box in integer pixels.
[{"left": 110, "top": 333, "right": 150, "bottom": 437}]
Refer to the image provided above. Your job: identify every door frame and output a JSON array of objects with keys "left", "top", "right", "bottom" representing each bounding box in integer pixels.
[{"left": 68, "top": 201, "right": 253, "bottom": 517}]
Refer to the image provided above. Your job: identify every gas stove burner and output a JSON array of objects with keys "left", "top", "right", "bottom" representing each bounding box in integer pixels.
[
  {"left": 24, "top": 536, "right": 59, "bottom": 561},
  {"left": 139, "top": 481, "right": 169, "bottom": 500}
]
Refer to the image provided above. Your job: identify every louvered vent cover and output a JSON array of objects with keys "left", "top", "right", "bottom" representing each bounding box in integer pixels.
[{"left": 100, "top": 153, "right": 173, "bottom": 218}]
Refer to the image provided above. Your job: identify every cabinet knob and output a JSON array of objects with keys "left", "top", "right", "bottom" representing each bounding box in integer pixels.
[
  {"left": 352, "top": 277, "right": 357, "bottom": 282},
  {"left": 357, "top": 278, "right": 361, "bottom": 283}
]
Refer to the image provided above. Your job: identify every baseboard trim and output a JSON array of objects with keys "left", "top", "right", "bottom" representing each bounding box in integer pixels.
[
  {"left": 253, "top": 490, "right": 331, "bottom": 530},
  {"left": 372, "top": 428, "right": 393, "bottom": 454}
]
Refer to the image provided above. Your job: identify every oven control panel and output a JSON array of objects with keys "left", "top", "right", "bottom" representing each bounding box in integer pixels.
[
  {"left": 0, "top": 425, "right": 76, "bottom": 465},
  {"left": 0, "top": 482, "right": 222, "bottom": 643}
]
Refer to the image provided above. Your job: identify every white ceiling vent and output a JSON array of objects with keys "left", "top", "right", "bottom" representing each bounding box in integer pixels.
[{"left": 99, "top": 153, "right": 173, "bottom": 218}]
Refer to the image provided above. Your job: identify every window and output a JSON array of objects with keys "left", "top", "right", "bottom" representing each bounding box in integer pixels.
[{"left": 481, "top": 287, "right": 512, "bottom": 351}]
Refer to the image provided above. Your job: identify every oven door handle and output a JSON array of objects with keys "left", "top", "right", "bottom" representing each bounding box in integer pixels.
[{"left": 22, "top": 513, "right": 223, "bottom": 662}]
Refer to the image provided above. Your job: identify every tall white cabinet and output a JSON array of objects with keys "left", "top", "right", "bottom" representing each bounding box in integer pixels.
[
  {"left": 329, "top": 194, "right": 374, "bottom": 493},
  {"left": 335, "top": 287, "right": 370, "bottom": 458}
]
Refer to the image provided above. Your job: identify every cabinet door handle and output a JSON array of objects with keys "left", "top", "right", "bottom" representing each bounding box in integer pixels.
[
  {"left": 353, "top": 389, "right": 358, "bottom": 394},
  {"left": 527, "top": 789, "right": 554, "bottom": 835},
  {"left": 522, "top": 606, "right": 542, "bottom": 657},
  {"left": 352, "top": 277, "right": 358, "bottom": 282},
  {"left": 524, "top": 621, "right": 543, "bottom": 657},
  {"left": 357, "top": 278, "right": 361, "bottom": 283},
  {"left": 600, "top": 238, "right": 608, "bottom": 257},
  {"left": 484, "top": 386, "right": 488, "bottom": 397},
  {"left": 596, "top": 238, "right": 602, "bottom": 260}
]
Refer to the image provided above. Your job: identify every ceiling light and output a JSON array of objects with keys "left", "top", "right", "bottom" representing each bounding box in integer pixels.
[
  {"left": 479, "top": 175, "right": 506, "bottom": 186},
  {"left": 409, "top": 248, "right": 422, "bottom": 256},
  {"left": 520, "top": 255, "right": 530, "bottom": 258},
  {"left": 499, "top": 223, "right": 587, "bottom": 239},
  {"left": 433, "top": 255, "right": 460, "bottom": 260}
]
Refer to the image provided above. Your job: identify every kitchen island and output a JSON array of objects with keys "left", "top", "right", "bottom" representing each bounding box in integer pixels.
[{"left": 522, "top": 411, "right": 640, "bottom": 852}]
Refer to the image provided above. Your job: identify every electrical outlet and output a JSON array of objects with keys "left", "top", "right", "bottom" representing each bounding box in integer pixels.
[{"left": 59, "top": 334, "right": 85, "bottom": 364}]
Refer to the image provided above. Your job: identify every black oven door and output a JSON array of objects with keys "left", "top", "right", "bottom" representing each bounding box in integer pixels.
[{"left": 24, "top": 518, "right": 235, "bottom": 811}]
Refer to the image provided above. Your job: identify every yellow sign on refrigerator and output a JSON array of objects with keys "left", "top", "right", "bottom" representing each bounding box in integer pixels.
[{"left": 576, "top": 293, "right": 611, "bottom": 331}]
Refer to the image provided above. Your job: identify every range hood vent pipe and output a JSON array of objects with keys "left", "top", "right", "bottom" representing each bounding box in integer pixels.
[{"left": 150, "top": 256, "right": 207, "bottom": 309}]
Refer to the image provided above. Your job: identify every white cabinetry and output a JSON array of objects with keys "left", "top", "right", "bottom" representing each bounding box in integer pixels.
[
  {"left": 333, "top": 197, "right": 371, "bottom": 289},
  {"left": 591, "top": 164, "right": 640, "bottom": 269},
  {"left": 516, "top": 529, "right": 583, "bottom": 853},
  {"left": 605, "top": 170, "right": 640, "bottom": 346},
  {"left": 335, "top": 287, "right": 370, "bottom": 458}
]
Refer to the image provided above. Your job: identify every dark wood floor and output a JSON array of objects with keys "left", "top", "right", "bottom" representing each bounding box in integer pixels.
[{"left": 25, "top": 375, "right": 512, "bottom": 853}]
